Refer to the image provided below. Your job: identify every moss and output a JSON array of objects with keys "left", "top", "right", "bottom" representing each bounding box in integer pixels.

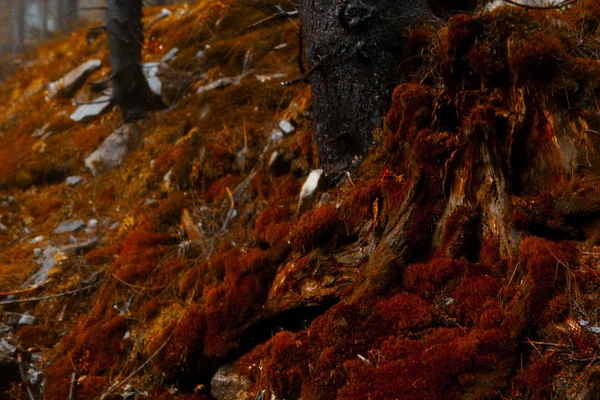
[
  {"left": 511, "top": 32, "right": 568, "bottom": 81},
  {"left": 292, "top": 203, "right": 342, "bottom": 252}
]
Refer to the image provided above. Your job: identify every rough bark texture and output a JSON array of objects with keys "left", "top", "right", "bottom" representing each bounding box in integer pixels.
[
  {"left": 297, "top": 0, "right": 432, "bottom": 173},
  {"left": 298, "top": 0, "right": 483, "bottom": 173},
  {"left": 106, "top": 0, "right": 152, "bottom": 121}
]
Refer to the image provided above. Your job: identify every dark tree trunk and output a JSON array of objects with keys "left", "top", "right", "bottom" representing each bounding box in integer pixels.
[
  {"left": 106, "top": 0, "right": 153, "bottom": 121},
  {"left": 13, "top": 0, "right": 26, "bottom": 53},
  {"left": 56, "top": 0, "right": 65, "bottom": 31},
  {"left": 41, "top": 0, "right": 49, "bottom": 38},
  {"left": 297, "top": 0, "right": 432, "bottom": 173},
  {"left": 298, "top": 0, "right": 480, "bottom": 173},
  {"left": 67, "top": 0, "right": 79, "bottom": 26}
]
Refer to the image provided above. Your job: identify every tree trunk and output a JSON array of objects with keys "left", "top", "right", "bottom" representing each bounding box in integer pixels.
[
  {"left": 13, "top": 0, "right": 26, "bottom": 53},
  {"left": 296, "top": 0, "right": 430, "bottom": 173},
  {"left": 106, "top": 0, "right": 152, "bottom": 121},
  {"left": 298, "top": 0, "right": 481, "bottom": 174},
  {"left": 67, "top": 0, "right": 78, "bottom": 27},
  {"left": 41, "top": 0, "right": 49, "bottom": 39},
  {"left": 56, "top": 0, "right": 65, "bottom": 31}
]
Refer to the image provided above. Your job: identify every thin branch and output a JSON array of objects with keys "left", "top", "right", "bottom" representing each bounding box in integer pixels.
[
  {"left": 0, "top": 281, "right": 102, "bottom": 305},
  {"left": 244, "top": 9, "right": 299, "bottom": 31},
  {"left": 80, "top": 6, "right": 108, "bottom": 11},
  {"left": 100, "top": 317, "right": 180, "bottom": 399},
  {"left": 281, "top": 59, "right": 322, "bottom": 86},
  {"left": 502, "top": 0, "right": 578, "bottom": 10}
]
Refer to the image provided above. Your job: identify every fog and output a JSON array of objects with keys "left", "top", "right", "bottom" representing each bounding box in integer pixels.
[{"left": 0, "top": 0, "right": 182, "bottom": 56}]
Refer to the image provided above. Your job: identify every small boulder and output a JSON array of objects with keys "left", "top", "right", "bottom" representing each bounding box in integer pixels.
[
  {"left": 54, "top": 220, "right": 86, "bottom": 234},
  {"left": 211, "top": 363, "right": 253, "bottom": 400},
  {"left": 65, "top": 176, "right": 84, "bottom": 186},
  {"left": 70, "top": 94, "right": 112, "bottom": 123},
  {"left": 47, "top": 59, "right": 102, "bottom": 99},
  {"left": 297, "top": 169, "right": 328, "bottom": 214},
  {"left": 85, "top": 124, "right": 140, "bottom": 176},
  {"left": 148, "top": 8, "right": 172, "bottom": 26},
  {"left": 161, "top": 47, "right": 179, "bottom": 64},
  {"left": 278, "top": 119, "right": 295, "bottom": 135},
  {"left": 143, "top": 63, "right": 162, "bottom": 96}
]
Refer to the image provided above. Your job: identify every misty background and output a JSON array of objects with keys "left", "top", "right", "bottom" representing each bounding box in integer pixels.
[{"left": 0, "top": 0, "right": 186, "bottom": 56}]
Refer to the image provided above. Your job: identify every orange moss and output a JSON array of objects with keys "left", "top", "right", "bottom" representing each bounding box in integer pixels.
[{"left": 255, "top": 206, "right": 292, "bottom": 247}]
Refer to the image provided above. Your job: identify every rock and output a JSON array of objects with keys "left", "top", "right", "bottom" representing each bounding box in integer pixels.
[
  {"left": 85, "top": 124, "right": 140, "bottom": 176},
  {"left": 0, "top": 196, "right": 15, "bottom": 207},
  {"left": 87, "top": 219, "right": 98, "bottom": 228},
  {"left": 4, "top": 312, "right": 35, "bottom": 326},
  {"left": 143, "top": 63, "right": 162, "bottom": 96},
  {"left": 268, "top": 151, "right": 291, "bottom": 177},
  {"left": 278, "top": 120, "right": 295, "bottom": 135},
  {"left": 0, "top": 223, "right": 6, "bottom": 233},
  {"left": 23, "top": 237, "right": 99, "bottom": 288},
  {"left": 29, "top": 235, "right": 45, "bottom": 244},
  {"left": 65, "top": 176, "right": 84, "bottom": 186},
  {"left": 255, "top": 73, "right": 285, "bottom": 83},
  {"left": 161, "top": 170, "right": 173, "bottom": 192},
  {"left": 54, "top": 219, "right": 86, "bottom": 234},
  {"left": 161, "top": 47, "right": 179, "bottom": 64},
  {"left": 47, "top": 59, "right": 102, "bottom": 99},
  {"left": 148, "top": 8, "right": 172, "bottom": 26},
  {"left": 70, "top": 94, "right": 112, "bottom": 123},
  {"left": 197, "top": 76, "right": 243, "bottom": 95},
  {"left": 297, "top": 169, "right": 328, "bottom": 214},
  {"left": 0, "top": 322, "right": 11, "bottom": 335},
  {"left": 211, "top": 363, "right": 253, "bottom": 400}
]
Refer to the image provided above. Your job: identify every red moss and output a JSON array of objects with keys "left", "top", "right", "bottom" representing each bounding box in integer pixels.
[
  {"left": 373, "top": 293, "right": 436, "bottom": 331},
  {"left": 255, "top": 206, "right": 292, "bottom": 247},
  {"left": 406, "top": 28, "right": 433, "bottom": 55},
  {"left": 142, "top": 298, "right": 161, "bottom": 320},
  {"left": 511, "top": 32, "right": 567, "bottom": 81},
  {"left": 113, "top": 228, "right": 173, "bottom": 284},
  {"left": 514, "top": 357, "right": 561, "bottom": 397},
  {"left": 292, "top": 203, "right": 341, "bottom": 252}
]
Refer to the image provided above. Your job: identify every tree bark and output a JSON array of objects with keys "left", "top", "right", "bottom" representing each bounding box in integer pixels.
[
  {"left": 67, "top": 0, "right": 79, "bottom": 27},
  {"left": 41, "top": 0, "right": 49, "bottom": 39},
  {"left": 106, "top": 0, "right": 153, "bottom": 121},
  {"left": 298, "top": 0, "right": 480, "bottom": 174},
  {"left": 297, "top": 0, "right": 431, "bottom": 173},
  {"left": 13, "top": 0, "right": 26, "bottom": 53}
]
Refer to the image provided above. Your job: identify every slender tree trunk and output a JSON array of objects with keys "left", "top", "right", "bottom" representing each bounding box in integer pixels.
[
  {"left": 67, "top": 0, "right": 78, "bottom": 27},
  {"left": 13, "top": 0, "right": 26, "bottom": 53},
  {"left": 106, "top": 0, "right": 153, "bottom": 121},
  {"left": 41, "top": 0, "right": 49, "bottom": 38},
  {"left": 56, "top": 0, "right": 65, "bottom": 31}
]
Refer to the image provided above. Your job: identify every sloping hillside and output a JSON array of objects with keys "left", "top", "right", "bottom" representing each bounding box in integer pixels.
[{"left": 1, "top": 1, "right": 600, "bottom": 399}]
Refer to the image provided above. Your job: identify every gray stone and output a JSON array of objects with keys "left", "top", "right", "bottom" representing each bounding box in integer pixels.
[
  {"left": 0, "top": 196, "right": 15, "bottom": 207},
  {"left": 298, "top": 169, "right": 328, "bottom": 214},
  {"left": 65, "top": 176, "right": 84, "bottom": 186},
  {"left": 0, "top": 322, "right": 11, "bottom": 335},
  {"left": 0, "top": 223, "right": 6, "bottom": 233},
  {"left": 148, "top": 8, "right": 172, "bottom": 26},
  {"left": 23, "top": 237, "right": 99, "bottom": 288},
  {"left": 70, "top": 94, "right": 112, "bottom": 123},
  {"left": 87, "top": 219, "right": 98, "bottom": 228},
  {"left": 85, "top": 124, "right": 140, "bottom": 176},
  {"left": 211, "top": 363, "right": 253, "bottom": 400},
  {"left": 161, "top": 47, "right": 179, "bottom": 64},
  {"left": 197, "top": 76, "right": 243, "bottom": 95},
  {"left": 54, "top": 220, "right": 85, "bottom": 234},
  {"left": 318, "top": 192, "right": 331, "bottom": 206},
  {"left": 48, "top": 59, "right": 102, "bottom": 99},
  {"left": 278, "top": 120, "right": 295, "bottom": 135},
  {"left": 4, "top": 312, "right": 35, "bottom": 326},
  {"left": 29, "top": 235, "right": 45, "bottom": 244},
  {"left": 143, "top": 63, "right": 162, "bottom": 96}
]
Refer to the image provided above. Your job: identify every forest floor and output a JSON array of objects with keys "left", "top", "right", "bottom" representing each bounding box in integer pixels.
[{"left": 1, "top": 1, "right": 600, "bottom": 399}]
